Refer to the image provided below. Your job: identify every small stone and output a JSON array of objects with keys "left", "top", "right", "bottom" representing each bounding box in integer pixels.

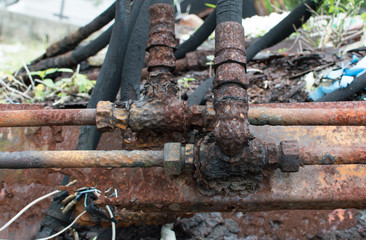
[{"left": 225, "top": 219, "right": 239, "bottom": 234}]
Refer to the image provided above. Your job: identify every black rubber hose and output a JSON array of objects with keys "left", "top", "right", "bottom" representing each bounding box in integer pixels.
[
  {"left": 188, "top": 0, "right": 323, "bottom": 106},
  {"left": 175, "top": 0, "right": 261, "bottom": 60},
  {"left": 43, "top": 2, "right": 116, "bottom": 59},
  {"left": 28, "top": 25, "right": 113, "bottom": 71},
  {"left": 175, "top": 8, "right": 217, "bottom": 60},
  {"left": 316, "top": 72, "right": 366, "bottom": 102},
  {"left": 187, "top": 77, "right": 214, "bottom": 106},
  {"left": 246, "top": 0, "right": 322, "bottom": 61},
  {"left": 216, "top": 0, "right": 242, "bottom": 24},
  {"left": 126, "top": 0, "right": 146, "bottom": 44},
  {"left": 120, "top": 0, "right": 150, "bottom": 101},
  {"left": 71, "top": 24, "right": 113, "bottom": 64},
  {"left": 76, "top": 0, "right": 130, "bottom": 150},
  {"left": 153, "top": 0, "right": 173, "bottom": 4}
]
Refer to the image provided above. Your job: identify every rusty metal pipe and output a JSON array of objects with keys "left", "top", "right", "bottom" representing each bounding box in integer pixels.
[
  {"left": 0, "top": 109, "right": 96, "bottom": 127},
  {"left": 1, "top": 102, "right": 366, "bottom": 128},
  {"left": 301, "top": 146, "right": 366, "bottom": 165},
  {"left": 0, "top": 150, "right": 163, "bottom": 169},
  {"left": 249, "top": 101, "right": 366, "bottom": 126}
]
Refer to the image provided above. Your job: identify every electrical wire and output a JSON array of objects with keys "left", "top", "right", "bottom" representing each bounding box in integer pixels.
[
  {"left": 106, "top": 205, "right": 116, "bottom": 240},
  {"left": 0, "top": 190, "right": 60, "bottom": 232},
  {"left": 36, "top": 211, "right": 87, "bottom": 240}
]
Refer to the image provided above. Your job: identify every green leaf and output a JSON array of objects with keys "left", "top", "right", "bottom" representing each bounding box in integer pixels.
[
  {"left": 205, "top": 3, "right": 216, "bottom": 8},
  {"left": 42, "top": 79, "right": 56, "bottom": 89},
  {"left": 57, "top": 68, "right": 74, "bottom": 73}
]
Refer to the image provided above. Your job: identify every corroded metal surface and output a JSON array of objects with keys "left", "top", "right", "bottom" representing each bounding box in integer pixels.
[
  {"left": 213, "top": 21, "right": 249, "bottom": 157},
  {"left": 1, "top": 104, "right": 366, "bottom": 238},
  {"left": 146, "top": 3, "right": 177, "bottom": 73},
  {"left": 0, "top": 104, "right": 66, "bottom": 240},
  {"left": 0, "top": 150, "right": 164, "bottom": 169},
  {"left": 85, "top": 164, "right": 366, "bottom": 213},
  {"left": 0, "top": 108, "right": 96, "bottom": 127},
  {"left": 60, "top": 125, "right": 366, "bottom": 213}
]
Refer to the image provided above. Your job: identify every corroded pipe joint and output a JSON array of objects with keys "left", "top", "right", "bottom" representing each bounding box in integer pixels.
[
  {"left": 146, "top": 72, "right": 177, "bottom": 100},
  {"left": 129, "top": 99, "right": 189, "bottom": 133},
  {"left": 96, "top": 101, "right": 129, "bottom": 132},
  {"left": 196, "top": 134, "right": 265, "bottom": 195},
  {"left": 188, "top": 102, "right": 215, "bottom": 131}
]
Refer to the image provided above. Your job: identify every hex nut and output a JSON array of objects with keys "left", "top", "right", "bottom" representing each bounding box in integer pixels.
[
  {"left": 265, "top": 143, "right": 278, "bottom": 170},
  {"left": 96, "top": 101, "right": 114, "bottom": 132},
  {"left": 164, "top": 143, "right": 183, "bottom": 176},
  {"left": 183, "top": 144, "right": 195, "bottom": 173},
  {"left": 279, "top": 141, "right": 300, "bottom": 172}
]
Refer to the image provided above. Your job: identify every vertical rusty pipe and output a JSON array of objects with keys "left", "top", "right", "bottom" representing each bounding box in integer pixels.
[
  {"left": 213, "top": 0, "right": 249, "bottom": 156},
  {"left": 145, "top": 0, "right": 178, "bottom": 101}
]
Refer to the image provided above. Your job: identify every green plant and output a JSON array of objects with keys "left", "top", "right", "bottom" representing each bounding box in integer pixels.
[
  {"left": 177, "top": 77, "right": 195, "bottom": 99},
  {"left": 301, "top": 0, "right": 364, "bottom": 49},
  {"left": 30, "top": 66, "right": 96, "bottom": 102},
  {"left": 320, "top": 0, "right": 362, "bottom": 48}
]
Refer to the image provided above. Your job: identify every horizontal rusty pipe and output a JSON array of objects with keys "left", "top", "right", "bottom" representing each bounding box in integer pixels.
[
  {"left": 249, "top": 101, "right": 366, "bottom": 126},
  {"left": 301, "top": 146, "right": 366, "bottom": 165},
  {"left": 0, "top": 109, "right": 96, "bottom": 127},
  {"left": 0, "top": 150, "right": 163, "bottom": 169},
  {"left": 0, "top": 143, "right": 364, "bottom": 170},
  {"left": 1, "top": 101, "right": 366, "bottom": 128}
]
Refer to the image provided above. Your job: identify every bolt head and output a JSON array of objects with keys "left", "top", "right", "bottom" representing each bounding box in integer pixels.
[
  {"left": 96, "top": 101, "right": 114, "bottom": 132},
  {"left": 279, "top": 141, "right": 300, "bottom": 172},
  {"left": 184, "top": 144, "right": 195, "bottom": 173},
  {"left": 164, "top": 143, "right": 183, "bottom": 176}
]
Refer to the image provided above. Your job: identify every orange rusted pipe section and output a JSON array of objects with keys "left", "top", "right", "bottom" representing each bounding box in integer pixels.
[
  {"left": 0, "top": 109, "right": 96, "bottom": 127},
  {"left": 0, "top": 150, "right": 164, "bottom": 169},
  {"left": 301, "top": 146, "right": 366, "bottom": 165},
  {"left": 249, "top": 101, "right": 366, "bottom": 126}
]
